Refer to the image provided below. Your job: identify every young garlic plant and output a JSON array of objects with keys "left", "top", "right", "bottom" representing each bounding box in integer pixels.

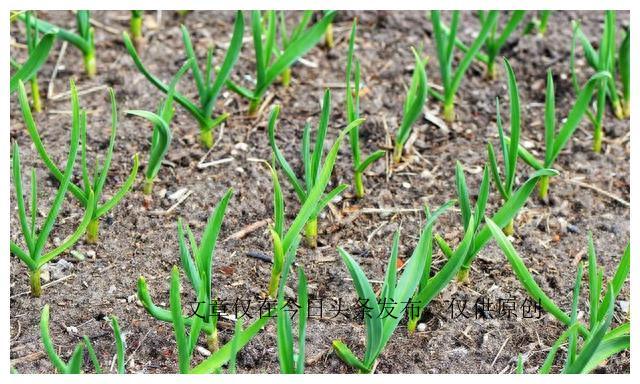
[
  {"left": 276, "top": 245, "right": 309, "bottom": 373},
  {"left": 478, "top": 11, "right": 526, "bottom": 80},
  {"left": 137, "top": 189, "right": 233, "bottom": 353},
  {"left": 487, "top": 58, "right": 522, "bottom": 236},
  {"left": 435, "top": 162, "right": 557, "bottom": 283},
  {"left": 324, "top": 11, "right": 335, "bottom": 48},
  {"left": 123, "top": 11, "right": 244, "bottom": 148},
  {"left": 407, "top": 202, "right": 475, "bottom": 333},
  {"left": 10, "top": 136, "right": 94, "bottom": 297},
  {"left": 523, "top": 10, "right": 552, "bottom": 37},
  {"left": 508, "top": 71, "right": 610, "bottom": 200},
  {"left": 392, "top": 48, "right": 428, "bottom": 164},
  {"left": 332, "top": 204, "right": 472, "bottom": 373},
  {"left": 345, "top": 19, "right": 385, "bottom": 197},
  {"left": 571, "top": 12, "right": 629, "bottom": 153},
  {"left": 41, "top": 305, "right": 126, "bottom": 373},
  {"left": 20, "top": 10, "right": 96, "bottom": 77},
  {"left": 19, "top": 80, "right": 139, "bottom": 244},
  {"left": 276, "top": 11, "right": 313, "bottom": 87},
  {"left": 126, "top": 60, "right": 191, "bottom": 195},
  {"left": 447, "top": 11, "right": 526, "bottom": 80},
  {"left": 226, "top": 10, "right": 335, "bottom": 115},
  {"left": 429, "top": 10, "right": 499, "bottom": 123},
  {"left": 263, "top": 117, "right": 356, "bottom": 295},
  {"left": 573, "top": 11, "right": 629, "bottom": 120},
  {"left": 12, "top": 11, "right": 54, "bottom": 112},
  {"left": 130, "top": 10, "right": 143, "bottom": 48},
  {"left": 9, "top": 28, "right": 54, "bottom": 98},
  {"left": 487, "top": 220, "right": 630, "bottom": 374},
  {"left": 268, "top": 93, "right": 363, "bottom": 248}
]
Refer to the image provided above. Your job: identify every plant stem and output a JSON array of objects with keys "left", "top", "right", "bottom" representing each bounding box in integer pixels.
[
  {"left": 267, "top": 268, "right": 280, "bottom": 299},
  {"left": 407, "top": 317, "right": 419, "bottom": 334},
  {"left": 248, "top": 98, "right": 261, "bottom": 117},
  {"left": 325, "top": 22, "right": 334, "bottom": 48},
  {"left": 622, "top": 99, "right": 630, "bottom": 118},
  {"left": 281, "top": 67, "right": 291, "bottom": 88},
  {"left": 538, "top": 175, "right": 549, "bottom": 200},
  {"left": 87, "top": 218, "right": 99, "bottom": 244},
  {"left": 443, "top": 103, "right": 455, "bottom": 123},
  {"left": 143, "top": 177, "right": 154, "bottom": 195},
  {"left": 456, "top": 267, "right": 470, "bottom": 283},
  {"left": 30, "top": 268, "right": 42, "bottom": 297},
  {"left": 392, "top": 142, "right": 404, "bottom": 164},
  {"left": 30, "top": 76, "right": 42, "bottom": 112},
  {"left": 200, "top": 129, "right": 213, "bottom": 149},
  {"left": 305, "top": 218, "right": 318, "bottom": 248},
  {"left": 456, "top": 266, "right": 469, "bottom": 283},
  {"left": 593, "top": 122, "right": 603, "bottom": 153},
  {"left": 612, "top": 99, "right": 624, "bottom": 120},
  {"left": 131, "top": 14, "right": 143, "bottom": 48},
  {"left": 206, "top": 329, "right": 219, "bottom": 352},
  {"left": 503, "top": 219, "right": 515, "bottom": 236},
  {"left": 485, "top": 60, "right": 497, "bottom": 81},
  {"left": 354, "top": 171, "right": 365, "bottom": 199},
  {"left": 84, "top": 51, "right": 96, "bottom": 78}
]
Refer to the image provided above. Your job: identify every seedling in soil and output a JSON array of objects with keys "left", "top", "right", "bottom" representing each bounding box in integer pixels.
[
  {"left": 19, "top": 80, "right": 139, "bottom": 244},
  {"left": 10, "top": 114, "right": 95, "bottom": 297},
  {"left": 276, "top": 251, "right": 309, "bottom": 373},
  {"left": 123, "top": 11, "right": 244, "bottom": 148},
  {"left": 332, "top": 204, "right": 468, "bottom": 373},
  {"left": 429, "top": 10, "right": 499, "bottom": 122},
  {"left": 571, "top": 13, "right": 629, "bottom": 153},
  {"left": 392, "top": 47, "right": 428, "bottom": 164},
  {"left": 20, "top": 10, "right": 97, "bottom": 77},
  {"left": 226, "top": 10, "right": 336, "bottom": 116},
  {"left": 572, "top": 11, "right": 629, "bottom": 121},
  {"left": 130, "top": 10, "right": 144, "bottom": 48},
  {"left": 487, "top": 58, "right": 522, "bottom": 236},
  {"left": 487, "top": 219, "right": 629, "bottom": 373},
  {"left": 276, "top": 11, "right": 313, "bottom": 87},
  {"left": 407, "top": 203, "right": 475, "bottom": 333},
  {"left": 523, "top": 10, "right": 552, "bottom": 37},
  {"left": 9, "top": 29, "right": 54, "bottom": 97},
  {"left": 345, "top": 19, "right": 385, "bottom": 197},
  {"left": 268, "top": 94, "right": 363, "bottom": 248},
  {"left": 324, "top": 11, "right": 335, "bottom": 48},
  {"left": 126, "top": 60, "right": 191, "bottom": 195},
  {"left": 263, "top": 117, "right": 356, "bottom": 295},
  {"left": 40, "top": 304, "right": 126, "bottom": 373},
  {"left": 476, "top": 11, "right": 526, "bottom": 80},
  {"left": 138, "top": 189, "right": 233, "bottom": 354},
  {"left": 435, "top": 162, "right": 557, "bottom": 283},
  {"left": 444, "top": 11, "right": 526, "bottom": 80},
  {"left": 507, "top": 70, "right": 610, "bottom": 200},
  {"left": 10, "top": 12, "right": 55, "bottom": 112},
  {"left": 163, "top": 267, "right": 275, "bottom": 373}
]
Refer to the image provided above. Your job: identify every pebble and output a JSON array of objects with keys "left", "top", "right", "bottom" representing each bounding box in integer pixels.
[
  {"left": 168, "top": 188, "right": 189, "bottom": 201},
  {"left": 618, "top": 300, "right": 630, "bottom": 314},
  {"left": 402, "top": 182, "right": 411, "bottom": 189},
  {"left": 234, "top": 142, "right": 249, "bottom": 151},
  {"left": 416, "top": 323, "right": 427, "bottom": 332},
  {"left": 197, "top": 345, "right": 211, "bottom": 357}
]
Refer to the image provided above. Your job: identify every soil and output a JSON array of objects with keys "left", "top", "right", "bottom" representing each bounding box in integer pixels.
[{"left": 9, "top": 10, "right": 630, "bottom": 374}]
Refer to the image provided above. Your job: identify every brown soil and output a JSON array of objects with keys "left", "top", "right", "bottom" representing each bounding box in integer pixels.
[{"left": 10, "top": 10, "right": 630, "bottom": 374}]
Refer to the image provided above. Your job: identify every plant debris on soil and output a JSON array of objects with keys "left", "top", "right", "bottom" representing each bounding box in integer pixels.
[{"left": 9, "top": 10, "right": 630, "bottom": 374}]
